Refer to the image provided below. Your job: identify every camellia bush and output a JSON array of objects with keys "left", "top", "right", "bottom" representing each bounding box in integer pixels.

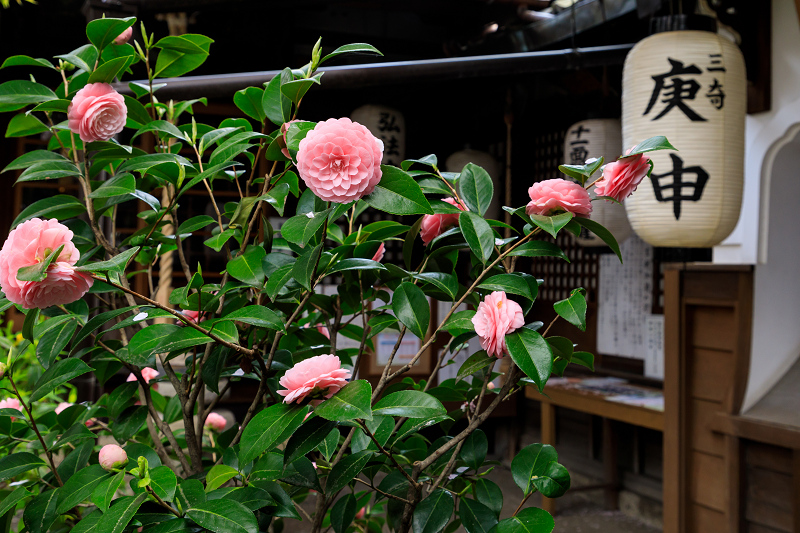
[{"left": 0, "top": 16, "right": 674, "bottom": 533}]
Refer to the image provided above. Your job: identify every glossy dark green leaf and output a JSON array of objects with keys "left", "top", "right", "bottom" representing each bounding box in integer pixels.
[
  {"left": 320, "top": 43, "right": 382, "bottom": 65},
  {"left": 284, "top": 417, "right": 337, "bottom": 465},
  {"left": 493, "top": 507, "right": 554, "bottom": 533},
  {"left": 507, "top": 241, "right": 569, "bottom": 262},
  {"left": 15, "top": 160, "right": 81, "bottom": 185},
  {"left": 0, "top": 55, "right": 55, "bottom": 70},
  {"left": 153, "top": 34, "right": 213, "bottom": 78},
  {"left": 112, "top": 405, "right": 147, "bottom": 443},
  {"left": 204, "top": 229, "right": 234, "bottom": 252},
  {"left": 460, "top": 498, "right": 498, "bottom": 533},
  {"left": 511, "top": 443, "right": 558, "bottom": 495},
  {"left": 262, "top": 69, "right": 292, "bottom": 126},
  {"left": 56, "top": 464, "right": 109, "bottom": 514},
  {"left": 224, "top": 487, "right": 274, "bottom": 511},
  {"left": 553, "top": 288, "right": 587, "bottom": 332},
  {"left": 624, "top": 135, "right": 677, "bottom": 156},
  {"left": 413, "top": 489, "right": 454, "bottom": 533},
  {"left": 571, "top": 351, "right": 594, "bottom": 371},
  {"left": 23, "top": 489, "right": 59, "bottom": 533},
  {"left": 96, "top": 493, "right": 148, "bottom": 533},
  {"left": 57, "top": 440, "right": 93, "bottom": 482},
  {"left": 30, "top": 358, "right": 94, "bottom": 402},
  {"left": 36, "top": 317, "right": 77, "bottom": 369},
  {"left": 573, "top": 217, "right": 622, "bottom": 262},
  {"left": 176, "top": 479, "right": 206, "bottom": 511},
  {"left": 326, "top": 450, "right": 373, "bottom": 495},
  {"left": 6, "top": 113, "right": 48, "bottom": 137},
  {"left": 292, "top": 243, "right": 323, "bottom": 291},
  {"left": 528, "top": 212, "right": 574, "bottom": 239},
  {"left": 473, "top": 478, "right": 503, "bottom": 518},
  {"left": 0, "top": 486, "right": 31, "bottom": 518},
  {"left": 55, "top": 44, "right": 98, "bottom": 74},
  {"left": 478, "top": 273, "right": 538, "bottom": 303},
  {"left": 392, "top": 282, "right": 429, "bottom": 340},
  {"left": 0, "top": 80, "right": 57, "bottom": 112},
  {"left": 87, "top": 56, "right": 129, "bottom": 84},
  {"left": 505, "top": 328, "right": 552, "bottom": 392},
  {"left": 281, "top": 208, "right": 331, "bottom": 247},
  {"left": 326, "top": 258, "right": 387, "bottom": 275},
  {"left": 86, "top": 16, "right": 136, "bottom": 51},
  {"left": 88, "top": 173, "right": 136, "bottom": 198},
  {"left": 558, "top": 157, "right": 604, "bottom": 186},
  {"left": 281, "top": 456, "right": 322, "bottom": 492},
  {"left": 280, "top": 75, "right": 322, "bottom": 104},
  {"left": 314, "top": 379, "right": 372, "bottom": 422},
  {"left": 186, "top": 498, "right": 258, "bottom": 533},
  {"left": 331, "top": 493, "right": 358, "bottom": 533},
  {"left": 372, "top": 390, "right": 445, "bottom": 419},
  {"left": 219, "top": 305, "right": 285, "bottom": 332},
  {"left": 456, "top": 351, "right": 494, "bottom": 380},
  {"left": 233, "top": 87, "right": 266, "bottom": 122},
  {"left": 317, "top": 428, "right": 340, "bottom": 462},
  {"left": 459, "top": 211, "right": 494, "bottom": 264},
  {"left": 226, "top": 246, "right": 266, "bottom": 286},
  {"left": 415, "top": 272, "right": 459, "bottom": 301},
  {"left": 3, "top": 149, "right": 67, "bottom": 172},
  {"left": 364, "top": 165, "right": 433, "bottom": 215},
  {"left": 238, "top": 403, "right": 307, "bottom": 465},
  {"left": 458, "top": 163, "right": 493, "bottom": 216},
  {"left": 12, "top": 195, "right": 85, "bottom": 227},
  {"left": 149, "top": 465, "right": 179, "bottom": 501},
  {"left": 0, "top": 452, "right": 46, "bottom": 482},
  {"left": 75, "top": 246, "right": 140, "bottom": 274},
  {"left": 532, "top": 460, "right": 570, "bottom": 498},
  {"left": 205, "top": 465, "right": 238, "bottom": 493},
  {"left": 461, "top": 429, "right": 488, "bottom": 471},
  {"left": 92, "top": 470, "right": 125, "bottom": 513},
  {"left": 17, "top": 244, "right": 64, "bottom": 282}
]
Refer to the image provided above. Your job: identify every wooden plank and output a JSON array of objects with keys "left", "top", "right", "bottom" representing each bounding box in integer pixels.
[
  {"left": 746, "top": 468, "right": 793, "bottom": 512},
  {"left": 727, "top": 436, "right": 743, "bottom": 533},
  {"left": 793, "top": 450, "right": 800, "bottom": 533},
  {"left": 689, "top": 452, "right": 727, "bottom": 512},
  {"left": 689, "top": 348, "right": 735, "bottom": 403},
  {"left": 687, "top": 503, "right": 726, "bottom": 531},
  {"left": 689, "top": 398, "right": 726, "bottom": 457},
  {"left": 747, "top": 523, "right": 789, "bottom": 533},
  {"left": 687, "top": 306, "right": 736, "bottom": 351},
  {"left": 745, "top": 442, "right": 793, "bottom": 474},
  {"left": 603, "top": 418, "right": 619, "bottom": 510},
  {"left": 663, "top": 267, "right": 684, "bottom": 533},
  {"left": 745, "top": 499, "right": 792, "bottom": 532},
  {"left": 710, "top": 413, "right": 800, "bottom": 450},
  {"left": 683, "top": 271, "right": 741, "bottom": 301}
]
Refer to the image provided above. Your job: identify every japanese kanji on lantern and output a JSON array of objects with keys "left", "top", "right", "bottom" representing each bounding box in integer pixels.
[
  {"left": 350, "top": 104, "right": 405, "bottom": 167},
  {"left": 564, "top": 119, "right": 633, "bottom": 247},
  {"left": 622, "top": 17, "right": 746, "bottom": 247}
]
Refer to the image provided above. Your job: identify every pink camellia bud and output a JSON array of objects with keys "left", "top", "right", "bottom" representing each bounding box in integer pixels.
[
  {"left": 55, "top": 402, "right": 72, "bottom": 415},
  {"left": 127, "top": 367, "right": 159, "bottom": 384},
  {"left": 0, "top": 362, "right": 7, "bottom": 380},
  {"left": 471, "top": 291, "right": 525, "bottom": 358},
  {"left": 371, "top": 242, "right": 385, "bottom": 263},
  {"left": 99, "top": 444, "right": 128, "bottom": 471},
  {"left": 592, "top": 149, "right": 652, "bottom": 203},
  {"left": 277, "top": 354, "right": 351, "bottom": 404},
  {"left": 0, "top": 397, "right": 21, "bottom": 418},
  {"left": 526, "top": 178, "right": 592, "bottom": 218},
  {"left": 419, "top": 197, "right": 466, "bottom": 245},
  {"left": 204, "top": 412, "right": 227, "bottom": 432},
  {"left": 316, "top": 325, "right": 330, "bottom": 339},
  {"left": 114, "top": 27, "right": 133, "bottom": 45},
  {"left": 487, "top": 382, "right": 496, "bottom": 390},
  {"left": 355, "top": 508, "right": 366, "bottom": 520}
]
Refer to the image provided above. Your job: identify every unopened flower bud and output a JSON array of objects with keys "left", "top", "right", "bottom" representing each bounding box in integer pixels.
[
  {"left": 204, "top": 412, "right": 227, "bottom": 432},
  {"left": 99, "top": 444, "right": 128, "bottom": 471},
  {"left": 0, "top": 362, "right": 7, "bottom": 380}
]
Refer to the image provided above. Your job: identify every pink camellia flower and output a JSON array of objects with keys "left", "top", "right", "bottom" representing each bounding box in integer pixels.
[
  {"left": 204, "top": 412, "right": 227, "bottom": 432},
  {"left": 472, "top": 291, "right": 525, "bottom": 358},
  {"left": 372, "top": 242, "right": 385, "bottom": 262},
  {"left": 67, "top": 83, "right": 127, "bottom": 142},
  {"left": 526, "top": 179, "right": 592, "bottom": 218},
  {"left": 592, "top": 150, "right": 652, "bottom": 202},
  {"left": 55, "top": 402, "right": 72, "bottom": 415},
  {"left": 277, "top": 354, "right": 351, "bottom": 404},
  {"left": 0, "top": 398, "right": 21, "bottom": 421},
  {"left": 127, "top": 367, "right": 159, "bottom": 384},
  {"left": 0, "top": 218, "right": 93, "bottom": 309},
  {"left": 317, "top": 325, "right": 330, "bottom": 339},
  {"left": 114, "top": 27, "right": 133, "bottom": 45},
  {"left": 99, "top": 444, "right": 128, "bottom": 471},
  {"left": 420, "top": 197, "right": 466, "bottom": 245},
  {"left": 179, "top": 309, "right": 201, "bottom": 325},
  {"left": 296, "top": 118, "right": 384, "bottom": 203}
]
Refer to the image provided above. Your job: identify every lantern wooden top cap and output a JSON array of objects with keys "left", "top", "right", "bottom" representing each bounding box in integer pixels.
[{"left": 650, "top": 14, "right": 718, "bottom": 35}]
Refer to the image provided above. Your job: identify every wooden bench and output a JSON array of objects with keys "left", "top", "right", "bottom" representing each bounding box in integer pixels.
[{"left": 524, "top": 377, "right": 664, "bottom": 514}]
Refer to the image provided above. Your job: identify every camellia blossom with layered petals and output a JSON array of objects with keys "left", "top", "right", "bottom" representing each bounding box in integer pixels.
[
  {"left": 592, "top": 150, "right": 652, "bottom": 202},
  {"left": 420, "top": 197, "right": 466, "bottom": 245},
  {"left": 296, "top": 117, "right": 384, "bottom": 203},
  {"left": 526, "top": 179, "right": 592, "bottom": 218},
  {"left": 67, "top": 83, "right": 127, "bottom": 142},
  {"left": 127, "top": 367, "right": 159, "bottom": 384},
  {"left": 0, "top": 218, "right": 93, "bottom": 309},
  {"left": 278, "top": 354, "right": 351, "bottom": 404},
  {"left": 472, "top": 291, "right": 525, "bottom": 358},
  {"left": 99, "top": 444, "right": 128, "bottom": 471},
  {"left": 204, "top": 412, "right": 227, "bottom": 432}
]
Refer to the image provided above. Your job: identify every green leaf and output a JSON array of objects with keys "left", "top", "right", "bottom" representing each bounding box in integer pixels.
[
  {"left": 326, "top": 450, "right": 373, "bottom": 495},
  {"left": 326, "top": 258, "right": 387, "bottom": 275},
  {"left": 553, "top": 288, "right": 587, "bottom": 332},
  {"left": 317, "top": 428, "right": 340, "bottom": 462},
  {"left": 204, "top": 229, "right": 234, "bottom": 252},
  {"left": 0, "top": 80, "right": 57, "bottom": 112},
  {"left": 392, "top": 282, "right": 430, "bottom": 340},
  {"left": 176, "top": 479, "right": 206, "bottom": 511},
  {"left": 314, "top": 380, "right": 373, "bottom": 422},
  {"left": 373, "top": 390, "right": 446, "bottom": 418},
  {"left": 284, "top": 417, "right": 337, "bottom": 465},
  {"left": 478, "top": 273, "right": 538, "bottom": 303},
  {"left": 87, "top": 56, "right": 129, "bottom": 84},
  {"left": 505, "top": 328, "right": 552, "bottom": 392},
  {"left": 460, "top": 498, "right": 498, "bottom": 533},
  {"left": 22, "top": 308, "right": 38, "bottom": 342},
  {"left": 532, "top": 460, "right": 570, "bottom": 498},
  {"left": 29, "top": 98, "right": 71, "bottom": 113},
  {"left": 233, "top": 87, "right": 266, "bottom": 122},
  {"left": 238, "top": 403, "right": 307, "bottom": 465},
  {"left": 205, "top": 465, "right": 239, "bottom": 493},
  {"left": 461, "top": 429, "right": 488, "bottom": 471},
  {"left": 56, "top": 465, "right": 110, "bottom": 514},
  {"left": 92, "top": 470, "right": 125, "bottom": 513},
  {"left": 219, "top": 305, "right": 285, "bottom": 332},
  {"left": 6, "top": 113, "right": 48, "bottom": 137},
  {"left": 364, "top": 165, "right": 433, "bottom": 215},
  {"left": 177, "top": 215, "right": 216, "bottom": 234},
  {"left": 55, "top": 44, "right": 98, "bottom": 74},
  {"left": 493, "top": 507, "right": 554, "bottom": 533},
  {"left": 3, "top": 149, "right": 67, "bottom": 172},
  {"left": 88, "top": 173, "right": 136, "bottom": 198},
  {"left": 86, "top": 16, "right": 136, "bottom": 51},
  {"left": 149, "top": 466, "right": 178, "bottom": 501},
  {"left": 414, "top": 272, "right": 459, "bottom": 301},
  {"left": 457, "top": 351, "right": 494, "bottom": 380},
  {"left": 413, "top": 489, "right": 454, "bottom": 533},
  {"left": 112, "top": 406, "right": 147, "bottom": 442},
  {"left": 0, "top": 486, "right": 32, "bottom": 519},
  {"left": 75, "top": 246, "right": 140, "bottom": 274},
  {"left": 280, "top": 75, "right": 322, "bottom": 104},
  {"left": 625, "top": 135, "right": 677, "bottom": 156},
  {"left": 12, "top": 195, "right": 86, "bottom": 227},
  {"left": 331, "top": 493, "right": 358, "bottom": 533},
  {"left": 507, "top": 241, "right": 569, "bottom": 262},
  {"left": 573, "top": 217, "right": 622, "bottom": 262},
  {"left": 558, "top": 157, "right": 604, "bottom": 186},
  {"left": 226, "top": 246, "right": 265, "bottom": 286},
  {"left": 123, "top": 95, "right": 151, "bottom": 127},
  {"left": 96, "top": 493, "right": 147, "bottom": 533},
  {"left": 154, "top": 34, "right": 213, "bottom": 78},
  {"left": 292, "top": 243, "right": 323, "bottom": 291},
  {"left": 15, "top": 160, "right": 81, "bottom": 183},
  {"left": 0, "top": 452, "right": 46, "bottom": 482},
  {"left": 281, "top": 208, "right": 331, "bottom": 247},
  {"left": 1, "top": 55, "right": 55, "bottom": 70},
  {"left": 473, "top": 478, "right": 503, "bottom": 518},
  {"left": 131, "top": 120, "right": 186, "bottom": 142},
  {"left": 320, "top": 43, "right": 382, "bottom": 65},
  {"left": 23, "top": 489, "right": 59, "bottom": 533},
  {"left": 571, "top": 351, "right": 594, "bottom": 371},
  {"left": 30, "top": 358, "right": 94, "bottom": 402},
  {"left": 458, "top": 163, "right": 493, "bottom": 216},
  {"left": 511, "top": 443, "right": 558, "bottom": 495},
  {"left": 36, "top": 317, "right": 77, "bottom": 368},
  {"left": 262, "top": 69, "right": 292, "bottom": 126},
  {"left": 16, "top": 244, "right": 64, "bottom": 282},
  {"left": 225, "top": 487, "right": 275, "bottom": 511},
  {"left": 186, "top": 499, "right": 258, "bottom": 533},
  {"left": 459, "top": 211, "right": 494, "bottom": 264},
  {"left": 528, "top": 212, "right": 574, "bottom": 239}
]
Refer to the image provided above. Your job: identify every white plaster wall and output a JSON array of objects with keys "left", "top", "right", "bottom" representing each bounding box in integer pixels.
[
  {"left": 714, "top": 0, "right": 800, "bottom": 264},
  {"left": 741, "top": 133, "right": 800, "bottom": 412}
]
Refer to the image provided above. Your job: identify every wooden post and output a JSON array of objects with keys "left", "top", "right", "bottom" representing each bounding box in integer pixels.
[
  {"left": 540, "top": 401, "right": 557, "bottom": 515},
  {"left": 663, "top": 267, "right": 683, "bottom": 533}
]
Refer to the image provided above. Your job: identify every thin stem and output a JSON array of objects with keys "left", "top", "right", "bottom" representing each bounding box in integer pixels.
[
  {"left": 358, "top": 420, "right": 418, "bottom": 488},
  {"left": 147, "top": 486, "right": 181, "bottom": 517},
  {"left": 355, "top": 477, "right": 411, "bottom": 504},
  {"left": 513, "top": 492, "right": 534, "bottom": 516}
]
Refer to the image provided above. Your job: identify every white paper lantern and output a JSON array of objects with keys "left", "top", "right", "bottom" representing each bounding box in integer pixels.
[
  {"left": 350, "top": 104, "right": 405, "bottom": 167},
  {"left": 563, "top": 119, "right": 632, "bottom": 247},
  {"left": 445, "top": 149, "right": 502, "bottom": 220},
  {"left": 622, "top": 19, "right": 746, "bottom": 247}
]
